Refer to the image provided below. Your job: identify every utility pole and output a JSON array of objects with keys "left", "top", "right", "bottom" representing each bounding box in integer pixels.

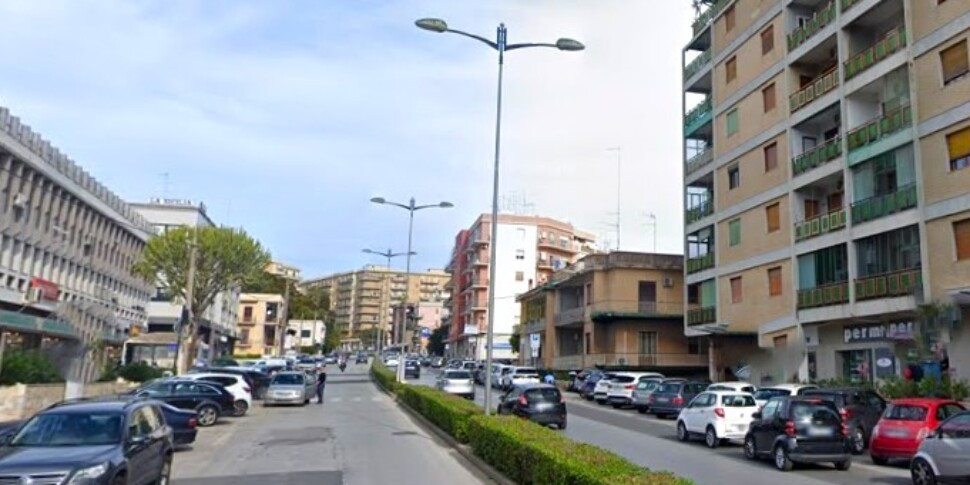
[
  {"left": 608, "top": 147, "right": 621, "bottom": 250},
  {"left": 280, "top": 279, "right": 291, "bottom": 357},
  {"left": 175, "top": 226, "right": 198, "bottom": 375}
]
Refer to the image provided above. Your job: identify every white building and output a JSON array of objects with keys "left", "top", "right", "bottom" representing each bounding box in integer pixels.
[{"left": 286, "top": 319, "right": 326, "bottom": 353}]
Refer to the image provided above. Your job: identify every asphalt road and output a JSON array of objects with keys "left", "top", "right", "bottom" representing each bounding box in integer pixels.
[
  {"left": 414, "top": 368, "right": 914, "bottom": 485},
  {"left": 171, "top": 362, "right": 489, "bottom": 485}
]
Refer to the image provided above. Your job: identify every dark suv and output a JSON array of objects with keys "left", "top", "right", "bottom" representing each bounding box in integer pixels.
[
  {"left": 0, "top": 398, "right": 174, "bottom": 484},
  {"left": 131, "top": 379, "right": 235, "bottom": 426},
  {"left": 404, "top": 360, "right": 421, "bottom": 379},
  {"left": 497, "top": 384, "right": 567, "bottom": 430},
  {"left": 744, "top": 396, "right": 852, "bottom": 471},
  {"left": 802, "top": 388, "right": 886, "bottom": 454}
]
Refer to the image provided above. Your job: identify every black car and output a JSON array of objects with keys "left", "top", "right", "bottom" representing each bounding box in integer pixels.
[
  {"left": 801, "top": 387, "right": 886, "bottom": 454},
  {"left": 356, "top": 354, "right": 368, "bottom": 364},
  {"left": 0, "top": 399, "right": 173, "bottom": 485},
  {"left": 157, "top": 402, "right": 198, "bottom": 447},
  {"left": 404, "top": 360, "right": 421, "bottom": 379},
  {"left": 132, "top": 379, "right": 235, "bottom": 427},
  {"left": 497, "top": 384, "right": 567, "bottom": 430},
  {"left": 744, "top": 396, "right": 851, "bottom": 471}
]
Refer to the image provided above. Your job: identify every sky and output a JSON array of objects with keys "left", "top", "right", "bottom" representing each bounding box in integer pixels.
[{"left": 0, "top": 0, "right": 695, "bottom": 278}]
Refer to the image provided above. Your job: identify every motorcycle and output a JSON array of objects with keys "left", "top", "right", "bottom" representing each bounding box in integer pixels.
[{"left": 339, "top": 362, "right": 347, "bottom": 372}]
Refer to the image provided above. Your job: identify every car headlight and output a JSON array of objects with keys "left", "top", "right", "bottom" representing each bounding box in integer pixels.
[{"left": 68, "top": 463, "right": 109, "bottom": 484}]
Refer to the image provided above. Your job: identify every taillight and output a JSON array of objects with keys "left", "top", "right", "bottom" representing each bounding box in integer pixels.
[
  {"left": 916, "top": 427, "right": 931, "bottom": 441},
  {"left": 785, "top": 420, "right": 796, "bottom": 437},
  {"left": 673, "top": 396, "right": 684, "bottom": 406},
  {"left": 840, "top": 422, "right": 849, "bottom": 438},
  {"left": 625, "top": 384, "right": 635, "bottom": 390},
  {"left": 518, "top": 395, "right": 528, "bottom": 406},
  {"left": 872, "top": 424, "right": 881, "bottom": 437},
  {"left": 840, "top": 408, "right": 852, "bottom": 420},
  {"left": 714, "top": 408, "right": 725, "bottom": 418},
  {"left": 244, "top": 387, "right": 251, "bottom": 394},
  {"left": 188, "top": 418, "right": 198, "bottom": 429}
]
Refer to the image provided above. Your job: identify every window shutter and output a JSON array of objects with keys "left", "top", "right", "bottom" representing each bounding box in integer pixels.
[
  {"left": 731, "top": 277, "right": 742, "bottom": 303},
  {"left": 947, "top": 126, "right": 970, "bottom": 161},
  {"left": 955, "top": 219, "right": 970, "bottom": 260},
  {"left": 941, "top": 40, "right": 969, "bottom": 84},
  {"left": 768, "top": 267, "right": 782, "bottom": 296},
  {"left": 766, "top": 203, "right": 781, "bottom": 232}
]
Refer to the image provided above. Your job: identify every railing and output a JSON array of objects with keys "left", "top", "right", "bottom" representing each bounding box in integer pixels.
[
  {"left": 846, "top": 104, "right": 912, "bottom": 153},
  {"left": 470, "top": 276, "right": 489, "bottom": 287},
  {"left": 686, "top": 253, "right": 715, "bottom": 274},
  {"left": 794, "top": 208, "right": 847, "bottom": 241},
  {"left": 789, "top": 68, "right": 840, "bottom": 114},
  {"left": 788, "top": 2, "right": 836, "bottom": 51},
  {"left": 687, "top": 306, "right": 717, "bottom": 326},
  {"left": 588, "top": 300, "right": 683, "bottom": 318},
  {"left": 854, "top": 268, "right": 922, "bottom": 301},
  {"left": 685, "top": 148, "right": 714, "bottom": 174},
  {"left": 555, "top": 306, "right": 587, "bottom": 326},
  {"left": 692, "top": 0, "right": 729, "bottom": 36},
  {"left": 850, "top": 183, "right": 918, "bottom": 224},
  {"left": 552, "top": 355, "right": 584, "bottom": 370},
  {"left": 792, "top": 135, "right": 842, "bottom": 176},
  {"left": 469, "top": 299, "right": 488, "bottom": 309},
  {"left": 797, "top": 281, "right": 849, "bottom": 309},
  {"left": 684, "top": 97, "right": 713, "bottom": 130},
  {"left": 521, "top": 320, "right": 545, "bottom": 335},
  {"left": 844, "top": 27, "right": 907, "bottom": 80},
  {"left": 684, "top": 49, "right": 712, "bottom": 80},
  {"left": 840, "top": 0, "right": 864, "bottom": 14},
  {"left": 584, "top": 353, "right": 709, "bottom": 368},
  {"left": 471, "top": 255, "right": 490, "bottom": 265},
  {"left": 686, "top": 199, "right": 714, "bottom": 224}
]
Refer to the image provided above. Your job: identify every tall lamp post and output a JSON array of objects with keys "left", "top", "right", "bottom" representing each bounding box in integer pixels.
[
  {"left": 415, "top": 17, "right": 584, "bottom": 415},
  {"left": 362, "top": 248, "right": 416, "bottom": 352},
  {"left": 370, "top": 196, "right": 453, "bottom": 383}
]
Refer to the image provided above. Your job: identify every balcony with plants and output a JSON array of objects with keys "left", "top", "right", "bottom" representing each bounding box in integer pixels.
[
  {"left": 684, "top": 96, "right": 713, "bottom": 138},
  {"left": 843, "top": 0, "right": 907, "bottom": 81},
  {"left": 849, "top": 145, "right": 918, "bottom": 224},
  {"left": 791, "top": 104, "right": 842, "bottom": 177},
  {"left": 686, "top": 227, "right": 715, "bottom": 274},
  {"left": 684, "top": 48, "right": 712, "bottom": 82},
  {"left": 796, "top": 244, "right": 849, "bottom": 309},
  {"left": 685, "top": 179, "right": 714, "bottom": 225},
  {"left": 854, "top": 224, "right": 922, "bottom": 301},
  {"left": 789, "top": 33, "right": 840, "bottom": 115},
  {"left": 686, "top": 280, "right": 717, "bottom": 326},
  {"left": 787, "top": 1, "right": 837, "bottom": 52},
  {"left": 690, "top": 0, "right": 727, "bottom": 38},
  {"left": 793, "top": 171, "right": 846, "bottom": 242}
]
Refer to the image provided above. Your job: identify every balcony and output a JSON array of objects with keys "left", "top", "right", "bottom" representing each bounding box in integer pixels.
[
  {"left": 684, "top": 49, "right": 712, "bottom": 80},
  {"left": 471, "top": 255, "right": 490, "bottom": 266},
  {"left": 687, "top": 306, "right": 716, "bottom": 326},
  {"left": 583, "top": 353, "right": 709, "bottom": 368},
  {"left": 846, "top": 104, "right": 912, "bottom": 153},
  {"left": 794, "top": 208, "right": 847, "bottom": 242},
  {"left": 685, "top": 148, "right": 714, "bottom": 175},
  {"left": 844, "top": 27, "right": 907, "bottom": 80},
  {"left": 790, "top": 68, "right": 840, "bottom": 114},
  {"left": 854, "top": 268, "right": 922, "bottom": 301},
  {"left": 686, "top": 253, "right": 714, "bottom": 274},
  {"left": 850, "top": 183, "right": 918, "bottom": 224},
  {"left": 793, "top": 135, "right": 842, "bottom": 176},
  {"left": 797, "top": 281, "right": 849, "bottom": 309},
  {"left": 555, "top": 306, "right": 586, "bottom": 327},
  {"left": 691, "top": 0, "right": 728, "bottom": 36},
  {"left": 685, "top": 200, "right": 713, "bottom": 225},
  {"left": 521, "top": 320, "right": 545, "bottom": 335},
  {"left": 470, "top": 276, "right": 489, "bottom": 288},
  {"left": 788, "top": 2, "right": 837, "bottom": 51},
  {"left": 552, "top": 355, "right": 584, "bottom": 370},
  {"left": 589, "top": 300, "right": 682, "bottom": 320},
  {"left": 684, "top": 97, "right": 712, "bottom": 136},
  {"left": 840, "top": 0, "right": 863, "bottom": 13}
]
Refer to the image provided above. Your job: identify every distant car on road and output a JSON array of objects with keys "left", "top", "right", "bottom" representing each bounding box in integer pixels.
[
  {"left": 677, "top": 390, "right": 758, "bottom": 448},
  {"left": 606, "top": 372, "right": 664, "bottom": 409},
  {"left": 649, "top": 380, "right": 709, "bottom": 419},
  {"left": 633, "top": 378, "right": 683, "bottom": 414},
  {"left": 436, "top": 370, "right": 475, "bottom": 400},
  {"left": 404, "top": 360, "right": 421, "bottom": 379},
  {"left": 502, "top": 367, "right": 541, "bottom": 391},
  {"left": 264, "top": 371, "right": 316, "bottom": 406},
  {"left": 177, "top": 373, "right": 253, "bottom": 416},
  {"left": 430, "top": 356, "right": 445, "bottom": 368},
  {"left": 206, "top": 367, "right": 271, "bottom": 400},
  {"left": 497, "top": 384, "right": 567, "bottom": 430},
  {"left": 356, "top": 353, "right": 369, "bottom": 364}
]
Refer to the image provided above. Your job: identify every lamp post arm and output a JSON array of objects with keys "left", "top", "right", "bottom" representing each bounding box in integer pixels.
[
  {"left": 505, "top": 42, "right": 558, "bottom": 51},
  {"left": 385, "top": 201, "right": 412, "bottom": 211},
  {"left": 414, "top": 204, "right": 443, "bottom": 211},
  {"left": 446, "top": 29, "right": 499, "bottom": 50}
]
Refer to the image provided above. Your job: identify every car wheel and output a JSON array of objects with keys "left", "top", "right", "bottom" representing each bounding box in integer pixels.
[
  {"left": 851, "top": 427, "right": 866, "bottom": 454},
  {"left": 676, "top": 421, "right": 690, "bottom": 442},
  {"left": 774, "top": 445, "right": 794, "bottom": 472},
  {"left": 834, "top": 459, "right": 851, "bottom": 471},
  {"left": 636, "top": 407, "right": 647, "bottom": 414},
  {"left": 705, "top": 426, "right": 719, "bottom": 449},
  {"left": 112, "top": 474, "right": 127, "bottom": 485},
  {"left": 743, "top": 435, "right": 757, "bottom": 460},
  {"left": 559, "top": 417, "right": 567, "bottom": 430},
  {"left": 197, "top": 405, "right": 219, "bottom": 427},
  {"left": 911, "top": 458, "right": 938, "bottom": 485},
  {"left": 233, "top": 400, "right": 249, "bottom": 417},
  {"left": 157, "top": 457, "right": 172, "bottom": 485},
  {"left": 611, "top": 403, "right": 622, "bottom": 409}
]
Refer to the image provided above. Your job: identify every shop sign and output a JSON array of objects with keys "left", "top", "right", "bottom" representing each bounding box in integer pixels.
[
  {"left": 844, "top": 321, "right": 915, "bottom": 344},
  {"left": 30, "top": 277, "right": 60, "bottom": 302}
]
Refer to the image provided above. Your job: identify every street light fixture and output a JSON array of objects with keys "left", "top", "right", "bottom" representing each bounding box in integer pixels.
[
  {"left": 362, "top": 248, "right": 417, "bottom": 352},
  {"left": 370, "top": 196, "right": 453, "bottom": 382},
  {"left": 415, "top": 17, "right": 584, "bottom": 416}
]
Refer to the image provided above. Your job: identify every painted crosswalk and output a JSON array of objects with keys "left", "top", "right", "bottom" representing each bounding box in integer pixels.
[{"left": 325, "top": 396, "right": 382, "bottom": 403}]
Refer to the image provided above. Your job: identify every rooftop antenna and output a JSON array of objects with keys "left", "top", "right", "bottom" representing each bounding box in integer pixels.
[
  {"left": 160, "top": 172, "right": 171, "bottom": 198},
  {"left": 607, "top": 147, "right": 621, "bottom": 250},
  {"left": 641, "top": 212, "right": 658, "bottom": 253}
]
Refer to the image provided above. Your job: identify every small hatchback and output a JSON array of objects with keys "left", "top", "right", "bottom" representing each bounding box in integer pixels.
[
  {"left": 869, "top": 398, "right": 965, "bottom": 465},
  {"left": 606, "top": 372, "right": 664, "bottom": 409},
  {"left": 744, "top": 397, "right": 851, "bottom": 472},
  {"left": 633, "top": 378, "right": 683, "bottom": 414},
  {"left": 497, "top": 384, "right": 567, "bottom": 430},
  {"left": 436, "top": 370, "right": 475, "bottom": 400},
  {"left": 264, "top": 371, "right": 315, "bottom": 406},
  {"left": 910, "top": 411, "right": 970, "bottom": 485},
  {"left": 677, "top": 390, "right": 758, "bottom": 448},
  {"left": 649, "top": 381, "right": 709, "bottom": 418}
]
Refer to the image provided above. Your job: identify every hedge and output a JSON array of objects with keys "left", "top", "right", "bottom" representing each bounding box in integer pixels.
[
  {"left": 397, "top": 385, "right": 482, "bottom": 443},
  {"left": 0, "top": 351, "right": 63, "bottom": 385},
  {"left": 371, "top": 360, "right": 399, "bottom": 393}
]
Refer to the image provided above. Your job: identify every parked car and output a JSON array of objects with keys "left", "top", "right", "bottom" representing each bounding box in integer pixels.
[
  {"left": 579, "top": 371, "right": 604, "bottom": 400},
  {"left": 503, "top": 367, "right": 541, "bottom": 391},
  {"left": 404, "top": 360, "right": 421, "bottom": 379},
  {"left": 606, "top": 372, "right": 665, "bottom": 409},
  {"left": 743, "top": 396, "right": 851, "bottom": 472},
  {"left": 677, "top": 390, "right": 758, "bottom": 448},
  {"left": 569, "top": 369, "right": 596, "bottom": 392},
  {"left": 0, "top": 398, "right": 174, "bottom": 484},
  {"left": 649, "top": 381, "right": 709, "bottom": 418},
  {"left": 356, "top": 353, "right": 369, "bottom": 364},
  {"left": 497, "top": 384, "right": 567, "bottom": 430},
  {"left": 633, "top": 378, "right": 682, "bottom": 414},
  {"left": 177, "top": 373, "right": 253, "bottom": 416},
  {"left": 592, "top": 373, "right": 619, "bottom": 404},
  {"left": 430, "top": 356, "right": 445, "bottom": 368},
  {"left": 910, "top": 411, "right": 970, "bottom": 485},
  {"left": 436, "top": 369, "right": 475, "bottom": 400},
  {"left": 752, "top": 384, "right": 819, "bottom": 408},
  {"left": 131, "top": 379, "right": 234, "bottom": 427},
  {"left": 802, "top": 387, "right": 887, "bottom": 454},
  {"left": 263, "top": 371, "right": 316, "bottom": 406},
  {"left": 157, "top": 402, "right": 199, "bottom": 447},
  {"left": 492, "top": 365, "right": 512, "bottom": 389},
  {"left": 869, "top": 398, "right": 966, "bottom": 465},
  {"left": 707, "top": 381, "right": 757, "bottom": 393},
  {"left": 206, "top": 367, "right": 271, "bottom": 400}
]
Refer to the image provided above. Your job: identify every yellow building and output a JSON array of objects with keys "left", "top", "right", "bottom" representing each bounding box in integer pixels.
[
  {"left": 234, "top": 293, "right": 285, "bottom": 357},
  {"left": 517, "top": 252, "right": 706, "bottom": 374},
  {"left": 682, "top": 0, "right": 970, "bottom": 384}
]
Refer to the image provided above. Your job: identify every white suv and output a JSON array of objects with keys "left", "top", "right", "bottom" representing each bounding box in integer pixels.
[
  {"left": 677, "top": 390, "right": 758, "bottom": 448},
  {"left": 592, "top": 373, "right": 618, "bottom": 404},
  {"left": 502, "top": 367, "right": 540, "bottom": 390},
  {"left": 606, "top": 372, "right": 665, "bottom": 408},
  {"left": 180, "top": 372, "right": 253, "bottom": 416}
]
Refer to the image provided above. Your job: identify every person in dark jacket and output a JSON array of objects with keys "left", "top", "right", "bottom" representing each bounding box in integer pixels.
[{"left": 316, "top": 367, "right": 327, "bottom": 404}]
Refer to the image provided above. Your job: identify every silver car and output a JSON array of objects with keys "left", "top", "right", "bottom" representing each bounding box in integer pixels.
[
  {"left": 264, "top": 371, "right": 315, "bottom": 406},
  {"left": 632, "top": 378, "right": 681, "bottom": 413},
  {"left": 436, "top": 370, "right": 475, "bottom": 400},
  {"left": 911, "top": 411, "right": 970, "bottom": 485}
]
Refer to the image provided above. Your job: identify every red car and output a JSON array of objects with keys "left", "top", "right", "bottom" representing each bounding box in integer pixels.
[{"left": 869, "top": 398, "right": 965, "bottom": 464}]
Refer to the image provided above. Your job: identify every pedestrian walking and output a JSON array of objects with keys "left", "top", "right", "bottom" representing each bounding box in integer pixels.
[
  {"left": 543, "top": 372, "right": 555, "bottom": 385},
  {"left": 316, "top": 367, "right": 327, "bottom": 404}
]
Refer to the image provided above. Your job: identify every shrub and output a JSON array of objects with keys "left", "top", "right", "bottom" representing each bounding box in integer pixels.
[
  {"left": 467, "top": 416, "right": 693, "bottom": 485},
  {"left": 397, "top": 385, "right": 482, "bottom": 443},
  {"left": 114, "top": 362, "right": 166, "bottom": 383},
  {"left": 878, "top": 376, "right": 919, "bottom": 399},
  {"left": 0, "top": 351, "right": 63, "bottom": 385},
  {"left": 370, "top": 360, "right": 398, "bottom": 393}
]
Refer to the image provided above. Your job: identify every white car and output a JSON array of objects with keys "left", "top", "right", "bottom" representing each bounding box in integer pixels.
[
  {"left": 677, "top": 390, "right": 759, "bottom": 448},
  {"left": 179, "top": 373, "right": 253, "bottom": 416},
  {"left": 502, "top": 367, "right": 540, "bottom": 390},
  {"left": 752, "top": 383, "right": 818, "bottom": 408},
  {"left": 492, "top": 365, "right": 512, "bottom": 389},
  {"left": 706, "top": 381, "right": 757, "bottom": 394},
  {"left": 606, "top": 372, "right": 665, "bottom": 408},
  {"left": 592, "top": 373, "right": 619, "bottom": 404}
]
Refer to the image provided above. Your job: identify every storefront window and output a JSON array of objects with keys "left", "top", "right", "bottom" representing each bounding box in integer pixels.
[
  {"left": 807, "top": 351, "right": 817, "bottom": 382},
  {"left": 840, "top": 349, "right": 873, "bottom": 383}
]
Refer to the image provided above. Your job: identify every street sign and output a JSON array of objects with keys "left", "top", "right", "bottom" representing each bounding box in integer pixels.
[
  {"left": 421, "top": 327, "right": 431, "bottom": 338},
  {"left": 529, "top": 333, "right": 540, "bottom": 350}
]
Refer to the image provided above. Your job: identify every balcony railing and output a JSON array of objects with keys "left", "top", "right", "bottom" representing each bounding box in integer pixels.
[
  {"left": 470, "top": 276, "right": 489, "bottom": 287},
  {"left": 584, "top": 353, "right": 709, "bottom": 368},
  {"left": 789, "top": 68, "right": 840, "bottom": 114},
  {"left": 685, "top": 148, "right": 714, "bottom": 175},
  {"left": 854, "top": 268, "right": 922, "bottom": 301},
  {"left": 850, "top": 183, "right": 918, "bottom": 224},
  {"left": 686, "top": 253, "right": 714, "bottom": 274},
  {"left": 797, "top": 281, "right": 849, "bottom": 309},
  {"left": 792, "top": 135, "right": 842, "bottom": 176},
  {"left": 692, "top": 0, "right": 728, "bottom": 35},
  {"left": 846, "top": 104, "right": 912, "bottom": 153},
  {"left": 686, "top": 199, "right": 713, "bottom": 224},
  {"left": 555, "top": 306, "right": 587, "bottom": 326},
  {"left": 844, "top": 27, "right": 907, "bottom": 80},
  {"left": 840, "top": 0, "right": 863, "bottom": 13},
  {"left": 471, "top": 255, "right": 490, "bottom": 265},
  {"left": 687, "top": 306, "right": 717, "bottom": 326},
  {"left": 787, "top": 2, "right": 836, "bottom": 51},
  {"left": 684, "top": 49, "right": 712, "bottom": 80},
  {"left": 589, "top": 300, "right": 683, "bottom": 318},
  {"left": 552, "top": 355, "right": 584, "bottom": 370},
  {"left": 794, "top": 208, "right": 847, "bottom": 242},
  {"left": 684, "top": 97, "right": 713, "bottom": 132}
]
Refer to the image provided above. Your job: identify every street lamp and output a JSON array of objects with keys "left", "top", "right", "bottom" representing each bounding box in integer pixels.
[
  {"left": 362, "top": 248, "right": 417, "bottom": 352},
  {"left": 415, "top": 17, "right": 584, "bottom": 415},
  {"left": 370, "top": 196, "right": 453, "bottom": 382}
]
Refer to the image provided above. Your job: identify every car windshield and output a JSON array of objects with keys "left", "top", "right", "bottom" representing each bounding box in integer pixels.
[
  {"left": 754, "top": 388, "right": 792, "bottom": 400},
  {"left": 272, "top": 374, "right": 304, "bottom": 385},
  {"left": 791, "top": 401, "right": 841, "bottom": 424},
  {"left": 515, "top": 368, "right": 538, "bottom": 375},
  {"left": 721, "top": 394, "right": 756, "bottom": 407},
  {"left": 525, "top": 388, "right": 561, "bottom": 403},
  {"left": 657, "top": 382, "right": 682, "bottom": 393},
  {"left": 883, "top": 404, "right": 928, "bottom": 421},
  {"left": 636, "top": 380, "right": 660, "bottom": 391},
  {"left": 11, "top": 413, "right": 123, "bottom": 447},
  {"left": 612, "top": 376, "right": 636, "bottom": 384},
  {"left": 445, "top": 371, "right": 472, "bottom": 380}
]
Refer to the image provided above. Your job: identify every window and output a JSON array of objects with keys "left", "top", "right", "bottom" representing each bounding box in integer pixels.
[
  {"left": 766, "top": 203, "right": 780, "bottom": 232},
  {"left": 764, "top": 142, "right": 778, "bottom": 172},
  {"left": 730, "top": 276, "right": 742, "bottom": 303},
  {"left": 515, "top": 249, "right": 525, "bottom": 260},
  {"left": 761, "top": 26, "right": 774, "bottom": 54},
  {"left": 725, "top": 57, "right": 737, "bottom": 83},
  {"left": 726, "top": 109, "right": 739, "bottom": 136},
  {"left": 729, "top": 218, "right": 741, "bottom": 246},
  {"left": 955, "top": 219, "right": 970, "bottom": 260},
  {"left": 760, "top": 399, "right": 781, "bottom": 420},
  {"left": 724, "top": 5, "right": 735, "bottom": 32},
  {"left": 768, "top": 266, "right": 782, "bottom": 296},
  {"left": 300, "top": 329, "right": 311, "bottom": 338},
  {"left": 638, "top": 331, "right": 657, "bottom": 354},
  {"left": 762, "top": 83, "right": 776, "bottom": 112},
  {"left": 240, "top": 328, "right": 250, "bottom": 344},
  {"left": 947, "top": 126, "right": 970, "bottom": 171},
  {"left": 242, "top": 306, "right": 253, "bottom": 322},
  {"left": 515, "top": 271, "right": 524, "bottom": 281},
  {"left": 728, "top": 165, "right": 740, "bottom": 189},
  {"left": 940, "top": 40, "right": 969, "bottom": 85}
]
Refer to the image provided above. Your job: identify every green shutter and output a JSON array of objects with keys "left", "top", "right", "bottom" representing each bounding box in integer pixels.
[
  {"left": 726, "top": 109, "right": 739, "bottom": 136},
  {"left": 729, "top": 219, "right": 741, "bottom": 246}
]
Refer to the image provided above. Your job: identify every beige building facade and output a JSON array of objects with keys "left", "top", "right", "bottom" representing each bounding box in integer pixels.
[
  {"left": 235, "top": 293, "right": 284, "bottom": 357},
  {"left": 683, "top": 0, "right": 970, "bottom": 385}
]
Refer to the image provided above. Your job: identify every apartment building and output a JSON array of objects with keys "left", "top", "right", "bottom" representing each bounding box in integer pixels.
[
  {"left": 0, "top": 106, "right": 153, "bottom": 380},
  {"left": 682, "top": 0, "right": 970, "bottom": 384},
  {"left": 446, "top": 214, "right": 597, "bottom": 360},
  {"left": 235, "top": 293, "right": 285, "bottom": 356},
  {"left": 131, "top": 199, "right": 240, "bottom": 357},
  {"left": 390, "top": 300, "right": 449, "bottom": 353},
  {"left": 285, "top": 319, "right": 326, "bottom": 352}
]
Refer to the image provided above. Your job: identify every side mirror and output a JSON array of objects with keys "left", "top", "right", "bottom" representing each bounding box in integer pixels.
[
  {"left": 751, "top": 412, "right": 762, "bottom": 420},
  {"left": 0, "top": 433, "right": 13, "bottom": 446},
  {"left": 127, "top": 435, "right": 148, "bottom": 450}
]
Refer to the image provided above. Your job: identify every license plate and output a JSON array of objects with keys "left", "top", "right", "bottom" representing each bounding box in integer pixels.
[
  {"left": 885, "top": 429, "right": 909, "bottom": 438},
  {"left": 808, "top": 426, "right": 833, "bottom": 437},
  {"left": 656, "top": 397, "right": 669, "bottom": 403}
]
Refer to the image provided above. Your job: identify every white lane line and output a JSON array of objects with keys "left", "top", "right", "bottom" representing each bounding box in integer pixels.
[
  {"left": 352, "top": 397, "right": 362, "bottom": 402},
  {"left": 331, "top": 397, "right": 342, "bottom": 402},
  {"left": 371, "top": 397, "right": 382, "bottom": 402},
  {"left": 851, "top": 462, "right": 910, "bottom": 476}
]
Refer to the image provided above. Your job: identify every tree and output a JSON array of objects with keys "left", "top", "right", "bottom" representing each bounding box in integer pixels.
[
  {"left": 508, "top": 332, "right": 521, "bottom": 355},
  {"left": 134, "top": 226, "right": 270, "bottom": 373},
  {"left": 428, "top": 326, "right": 447, "bottom": 356},
  {"left": 322, "top": 321, "right": 342, "bottom": 354}
]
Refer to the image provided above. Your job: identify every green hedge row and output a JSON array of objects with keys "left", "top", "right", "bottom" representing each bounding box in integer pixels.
[
  {"left": 398, "top": 385, "right": 482, "bottom": 443},
  {"left": 371, "top": 360, "right": 399, "bottom": 393}
]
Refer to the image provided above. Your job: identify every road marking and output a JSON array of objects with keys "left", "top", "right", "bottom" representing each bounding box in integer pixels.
[
  {"left": 851, "top": 462, "right": 910, "bottom": 476},
  {"left": 352, "top": 397, "right": 361, "bottom": 402},
  {"left": 331, "top": 397, "right": 342, "bottom": 402}
]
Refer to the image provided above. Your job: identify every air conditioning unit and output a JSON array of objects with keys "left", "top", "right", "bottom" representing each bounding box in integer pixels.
[
  {"left": 663, "top": 277, "right": 675, "bottom": 288},
  {"left": 24, "top": 287, "right": 42, "bottom": 303},
  {"left": 12, "top": 193, "right": 27, "bottom": 208}
]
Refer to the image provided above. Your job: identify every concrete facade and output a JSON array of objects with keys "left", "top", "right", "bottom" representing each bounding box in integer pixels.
[
  {"left": 235, "top": 293, "right": 285, "bottom": 357},
  {"left": 285, "top": 319, "right": 326, "bottom": 352}
]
